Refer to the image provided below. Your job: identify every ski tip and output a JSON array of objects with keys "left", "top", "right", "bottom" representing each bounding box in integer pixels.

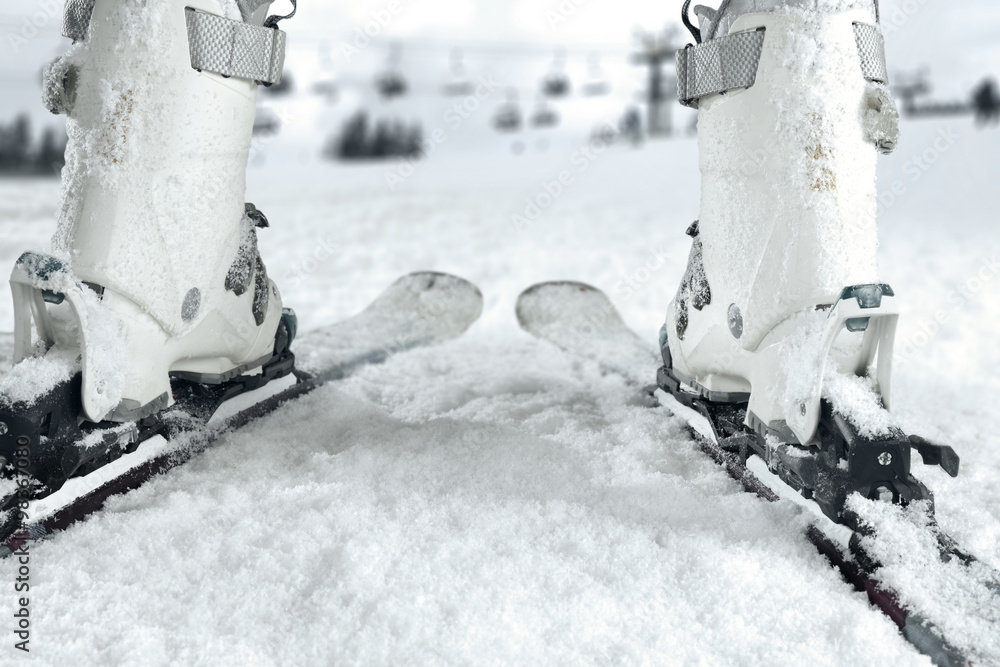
[
  {"left": 405, "top": 272, "right": 482, "bottom": 298},
  {"left": 515, "top": 281, "right": 625, "bottom": 337},
  {"left": 517, "top": 280, "right": 600, "bottom": 300},
  {"left": 382, "top": 271, "right": 485, "bottom": 333}
]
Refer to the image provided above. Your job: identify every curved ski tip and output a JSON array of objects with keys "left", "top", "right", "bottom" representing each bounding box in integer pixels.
[
  {"left": 398, "top": 271, "right": 484, "bottom": 299},
  {"left": 379, "top": 271, "right": 484, "bottom": 333},
  {"left": 515, "top": 280, "right": 624, "bottom": 336},
  {"left": 516, "top": 281, "right": 603, "bottom": 318}
]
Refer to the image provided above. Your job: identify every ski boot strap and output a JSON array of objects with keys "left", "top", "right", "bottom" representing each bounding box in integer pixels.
[
  {"left": 676, "top": 17, "right": 888, "bottom": 108},
  {"left": 60, "top": 0, "right": 291, "bottom": 86}
]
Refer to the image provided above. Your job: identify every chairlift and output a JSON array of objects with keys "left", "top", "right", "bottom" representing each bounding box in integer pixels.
[
  {"left": 890, "top": 68, "right": 931, "bottom": 116},
  {"left": 493, "top": 88, "right": 523, "bottom": 133},
  {"left": 376, "top": 43, "right": 409, "bottom": 100},
  {"left": 530, "top": 100, "right": 560, "bottom": 129},
  {"left": 542, "top": 72, "right": 571, "bottom": 99},
  {"left": 582, "top": 53, "right": 610, "bottom": 97},
  {"left": 890, "top": 68, "right": 931, "bottom": 100},
  {"left": 311, "top": 79, "right": 339, "bottom": 104},
  {"left": 376, "top": 70, "right": 408, "bottom": 100},
  {"left": 583, "top": 79, "right": 610, "bottom": 97},
  {"left": 541, "top": 48, "right": 572, "bottom": 99},
  {"left": 317, "top": 39, "right": 334, "bottom": 71},
  {"left": 252, "top": 108, "right": 281, "bottom": 136},
  {"left": 494, "top": 105, "right": 523, "bottom": 133},
  {"left": 443, "top": 48, "right": 475, "bottom": 97}
]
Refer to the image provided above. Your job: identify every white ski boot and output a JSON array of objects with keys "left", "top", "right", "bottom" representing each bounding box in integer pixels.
[
  {"left": 658, "top": 0, "right": 958, "bottom": 519},
  {"left": 0, "top": 0, "right": 296, "bottom": 483}
]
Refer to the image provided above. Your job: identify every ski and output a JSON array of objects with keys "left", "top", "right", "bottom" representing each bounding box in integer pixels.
[
  {"left": 0, "top": 271, "right": 482, "bottom": 556},
  {"left": 516, "top": 281, "right": 1000, "bottom": 667}
]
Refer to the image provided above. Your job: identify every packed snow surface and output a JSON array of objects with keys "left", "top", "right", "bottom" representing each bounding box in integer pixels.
[{"left": 0, "top": 118, "right": 998, "bottom": 665}]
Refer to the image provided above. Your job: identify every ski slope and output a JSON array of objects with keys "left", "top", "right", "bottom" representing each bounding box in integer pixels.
[{"left": 0, "top": 117, "right": 997, "bottom": 665}]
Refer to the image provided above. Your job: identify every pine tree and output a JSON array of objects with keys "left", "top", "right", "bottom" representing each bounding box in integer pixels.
[
  {"left": 0, "top": 114, "right": 32, "bottom": 172},
  {"left": 333, "top": 112, "right": 370, "bottom": 160},
  {"left": 35, "top": 126, "right": 67, "bottom": 175}
]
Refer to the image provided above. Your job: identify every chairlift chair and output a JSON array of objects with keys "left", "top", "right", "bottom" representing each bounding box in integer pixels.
[{"left": 443, "top": 48, "right": 475, "bottom": 97}]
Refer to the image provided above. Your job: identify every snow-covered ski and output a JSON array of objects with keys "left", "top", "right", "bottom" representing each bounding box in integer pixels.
[
  {"left": 0, "top": 271, "right": 482, "bottom": 556},
  {"left": 516, "top": 281, "right": 1000, "bottom": 667}
]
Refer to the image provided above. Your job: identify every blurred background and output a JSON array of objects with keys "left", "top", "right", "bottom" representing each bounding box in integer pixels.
[{"left": 0, "top": 0, "right": 997, "bottom": 173}]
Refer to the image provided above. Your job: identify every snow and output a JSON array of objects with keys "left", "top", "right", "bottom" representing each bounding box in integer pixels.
[
  {"left": 0, "top": 115, "right": 997, "bottom": 664},
  {"left": 822, "top": 371, "right": 898, "bottom": 437},
  {"left": 0, "top": 351, "right": 77, "bottom": 407},
  {"left": 848, "top": 496, "right": 1000, "bottom": 664}
]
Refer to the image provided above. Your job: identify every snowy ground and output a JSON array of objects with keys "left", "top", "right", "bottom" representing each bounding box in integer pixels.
[{"left": 0, "top": 117, "right": 998, "bottom": 665}]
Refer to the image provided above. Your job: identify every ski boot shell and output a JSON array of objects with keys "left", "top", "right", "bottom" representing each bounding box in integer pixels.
[
  {"left": 665, "top": 0, "right": 901, "bottom": 447},
  {"left": 12, "top": 0, "right": 291, "bottom": 424}
]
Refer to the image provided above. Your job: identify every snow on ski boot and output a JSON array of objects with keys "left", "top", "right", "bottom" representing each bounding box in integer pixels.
[
  {"left": 0, "top": 0, "right": 297, "bottom": 490},
  {"left": 657, "top": 0, "right": 959, "bottom": 523}
]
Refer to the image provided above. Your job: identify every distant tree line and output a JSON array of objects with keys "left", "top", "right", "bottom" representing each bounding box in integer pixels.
[
  {"left": 327, "top": 112, "right": 424, "bottom": 161},
  {"left": 0, "top": 114, "right": 67, "bottom": 176}
]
